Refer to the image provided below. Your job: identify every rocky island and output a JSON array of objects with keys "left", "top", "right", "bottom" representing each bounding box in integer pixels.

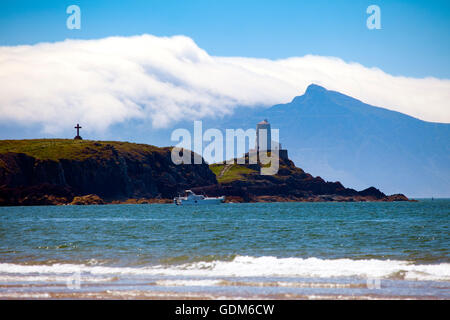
[
  {"left": 197, "top": 153, "right": 409, "bottom": 203},
  {"left": 0, "top": 139, "right": 409, "bottom": 206}
]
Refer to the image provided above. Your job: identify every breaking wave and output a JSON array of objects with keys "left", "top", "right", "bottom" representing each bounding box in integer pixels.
[{"left": 0, "top": 256, "right": 449, "bottom": 282}]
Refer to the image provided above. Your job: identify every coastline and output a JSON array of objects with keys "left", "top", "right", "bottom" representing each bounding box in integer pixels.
[
  {"left": 0, "top": 195, "right": 415, "bottom": 207},
  {"left": 0, "top": 189, "right": 414, "bottom": 207}
]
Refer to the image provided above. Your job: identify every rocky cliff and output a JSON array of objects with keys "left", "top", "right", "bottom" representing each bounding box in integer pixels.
[
  {"left": 0, "top": 139, "right": 216, "bottom": 205},
  {"left": 193, "top": 154, "right": 409, "bottom": 202}
]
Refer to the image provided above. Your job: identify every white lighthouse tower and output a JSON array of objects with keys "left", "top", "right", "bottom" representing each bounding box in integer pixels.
[
  {"left": 256, "top": 119, "right": 271, "bottom": 152},
  {"left": 249, "top": 119, "right": 288, "bottom": 162}
]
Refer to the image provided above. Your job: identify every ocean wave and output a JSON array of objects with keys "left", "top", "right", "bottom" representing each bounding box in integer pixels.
[{"left": 0, "top": 256, "right": 449, "bottom": 282}]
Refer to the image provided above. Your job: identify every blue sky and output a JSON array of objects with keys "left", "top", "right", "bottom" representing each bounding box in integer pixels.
[{"left": 1, "top": 0, "right": 449, "bottom": 78}]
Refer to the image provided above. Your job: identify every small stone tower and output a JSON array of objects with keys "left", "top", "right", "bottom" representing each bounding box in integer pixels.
[{"left": 256, "top": 119, "right": 271, "bottom": 152}]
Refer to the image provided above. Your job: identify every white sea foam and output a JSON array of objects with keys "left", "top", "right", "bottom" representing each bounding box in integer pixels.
[
  {"left": 0, "top": 256, "right": 449, "bottom": 282},
  {"left": 155, "top": 279, "right": 222, "bottom": 287},
  {"left": 0, "top": 274, "right": 115, "bottom": 283}
]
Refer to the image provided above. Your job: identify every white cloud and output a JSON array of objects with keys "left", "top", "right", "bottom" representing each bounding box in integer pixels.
[{"left": 0, "top": 34, "right": 449, "bottom": 134}]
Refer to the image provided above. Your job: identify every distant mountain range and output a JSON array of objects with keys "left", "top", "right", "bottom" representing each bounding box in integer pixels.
[{"left": 202, "top": 84, "right": 449, "bottom": 198}]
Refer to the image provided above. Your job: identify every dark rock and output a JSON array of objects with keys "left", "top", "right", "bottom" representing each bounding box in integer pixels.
[
  {"left": 358, "top": 187, "right": 386, "bottom": 199},
  {"left": 382, "top": 194, "right": 410, "bottom": 201},
  {"left": 70, "top": 194, "right": 104, "bottom": 205}
]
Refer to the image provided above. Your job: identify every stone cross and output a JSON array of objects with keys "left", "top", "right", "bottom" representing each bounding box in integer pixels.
[{"left": 74, "top": 123, "right": 83, "bottom": 140}]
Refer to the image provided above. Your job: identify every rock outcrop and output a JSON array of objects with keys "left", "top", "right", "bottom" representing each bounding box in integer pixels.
[
  {"left": 70, "top": 194, "right": 104, "bottom": 205},
  {"left": 193, "top": 154, "right": 410, "bottom": 202}
]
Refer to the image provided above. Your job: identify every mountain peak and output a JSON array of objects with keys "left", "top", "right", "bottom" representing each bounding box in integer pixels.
[
  {"left": 305, "top": 84, "right": 327, "bottom": 95},
  {"left": 290, "top": 84, "right": 328, "bottom": 104}
]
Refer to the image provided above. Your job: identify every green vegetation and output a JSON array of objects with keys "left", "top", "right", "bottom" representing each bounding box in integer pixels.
[
  {"left": 209, "top": 163, "right": 224, "bottom": 176},
  {"left": 0, "top": 139, "right": 166, "bottom": 161},
  {"left": 210, "top": 163, "right": 257, "bottom": 183}
]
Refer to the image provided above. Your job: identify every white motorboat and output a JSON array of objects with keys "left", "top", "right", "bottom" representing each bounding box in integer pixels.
[{"left": 174, "top": 190, "right": 225, "bottom": 205}]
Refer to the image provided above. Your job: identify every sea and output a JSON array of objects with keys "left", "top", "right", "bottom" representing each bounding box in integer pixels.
[{"left": 0, "top": 200, "right": 448, "bottom": 299}]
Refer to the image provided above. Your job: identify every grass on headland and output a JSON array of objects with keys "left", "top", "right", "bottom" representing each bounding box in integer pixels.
[
  {"left": 0, "top": 139, "right": 165, "bottom": 161},
  {"left": 210, "top": 163, "right": 257, "bottom": 183}
]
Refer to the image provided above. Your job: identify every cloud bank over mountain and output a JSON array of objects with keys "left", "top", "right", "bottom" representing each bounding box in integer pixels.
[{"left": 0, "top": 34, "right": 449, "bottom": 133}]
